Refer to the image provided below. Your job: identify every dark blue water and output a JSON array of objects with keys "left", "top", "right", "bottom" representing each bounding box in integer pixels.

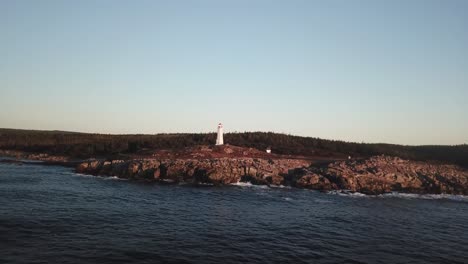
[{"left": 1, "top": 162, "right": 467, "bottom": 264}]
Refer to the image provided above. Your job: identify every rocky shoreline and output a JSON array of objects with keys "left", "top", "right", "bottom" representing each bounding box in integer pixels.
[
  {"left": 74, "top": 156, "right": 468, "bottom": 195},
  {"left": 1, "top": 147, "right": 467, "bottom": 195}
]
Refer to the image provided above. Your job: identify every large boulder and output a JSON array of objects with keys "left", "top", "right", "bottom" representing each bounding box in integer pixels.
[{"left": 295, "top": 173, "right": 334, "bottom": 191}]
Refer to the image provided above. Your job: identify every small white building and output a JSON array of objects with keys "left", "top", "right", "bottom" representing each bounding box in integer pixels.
[{"left": 216, "top": 123, "right": 224, "bottom": 145}]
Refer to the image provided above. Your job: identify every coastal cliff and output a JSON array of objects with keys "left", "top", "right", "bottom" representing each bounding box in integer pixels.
[
  {"left": 296, "top": 156, "right": 468, "bottom": 195},
  {"left": 76, "top": 157, "right": 310, "bottom": 185},
  {"left": 75, "top": 153, "right": 468, "bottom": 195}
]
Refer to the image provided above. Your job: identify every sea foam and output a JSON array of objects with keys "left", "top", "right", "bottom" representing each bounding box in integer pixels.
[
  {"left": 378, "top": 192, "right": 468, "bottom": 201},
  {"left": 328, "top": 190, "right": 468, "bottom": 201},
  {"left": 230, "top": 181, "right": 269, "bottom": 189}
]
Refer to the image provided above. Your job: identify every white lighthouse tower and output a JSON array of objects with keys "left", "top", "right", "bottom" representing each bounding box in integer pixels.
[{"left": 216, "top": 123, "right": 224, "bottom": 145}]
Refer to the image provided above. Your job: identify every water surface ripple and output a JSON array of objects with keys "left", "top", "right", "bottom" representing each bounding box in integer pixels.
[{"left": 0, "top": 163, "right": 467, "bottom": 264}]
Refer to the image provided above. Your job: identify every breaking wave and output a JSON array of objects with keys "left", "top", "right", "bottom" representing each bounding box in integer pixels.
[
  {"left": 328, "top": 190, "right": 368, "bottom": 197},
  {"left": 328, "top": 190, "right": 468, "bottom": 202},
  {"left": 69, "top": 172, "right": 127, "bottom": 181},
  {"left": 269, "top": 184, "right": 291, "bottom": 189},
  {"left": 230, "top": 181, "right": 269, "bottom": 189},
  {"left": 378, "top": 192, "right": 468, "bottom": 202}
]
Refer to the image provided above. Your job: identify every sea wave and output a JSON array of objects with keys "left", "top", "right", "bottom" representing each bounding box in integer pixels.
[
  {"left": 230, "top": 181, "right": 254, "bottom": 187},
  {"left": 66, "top": 172, "right": 95, "bottom": 178},
  {"left": 269, "top": 184, "right": 291, "bottom": 189},
  {"left": 69, "top": 172, "right": 127, "bottom": 181},
  {"left": 378, "top": 192, "right": 468, "bottom": 201},
  {"left": 328, "top": 190, "right": 468, "bottom": 201},
  {"left": 230, "top": 181, "right": 269, "bottom": 189},
  {"left": 103, "top": 176, "right": 124, "bottom": 181},
  {"left": 328, "top": 190, "right": 368, "bottom": 197}
]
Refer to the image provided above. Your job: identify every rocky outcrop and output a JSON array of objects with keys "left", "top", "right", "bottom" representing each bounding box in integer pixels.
[
  {"left": 301, "top": 156, "right": 468, "bottom": 195},
  {"left": 76, "top": 157, "right": 311, "bottom": 185},
  {"left": 0, "top": 149, "right": 69, "bottom": 162},
  {"left": 75, "top": 155, "right": 468, "bottom": 195}
]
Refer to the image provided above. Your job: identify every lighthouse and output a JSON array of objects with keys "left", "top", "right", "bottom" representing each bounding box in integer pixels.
[{"left": 216, "top": 123, "right": 224, "bottom": 145}]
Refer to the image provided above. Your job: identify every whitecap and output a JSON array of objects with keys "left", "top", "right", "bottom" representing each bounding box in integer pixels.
[
  {"left": 230, "top": 181, "right": 269, "bottom": 189},
  {"left": 103, "top": 176, "right": 124, "bottom": 181},
  {"left": 230, "top": 181, "right": 253, "bottom": 187},
  {"left": 327, "top": 190, "right": 368, "bottom": 197},
  {"left": 378, "top": 192, "right": 468, "bottom": 202},
  {"left": 327, "top": 190, "right": 468, "bottom": 202},
  {"left": 269, "top": 184, "right": 291, "bottom": 189},
  {"left": 70, "top": 173, "right": 127, "bottom": 181},
  {"left": 71, "top": 173, "right": 95, "bottom": 178},
  {"left": 160, "top": 179, "right": 176, "bottom": 183}
]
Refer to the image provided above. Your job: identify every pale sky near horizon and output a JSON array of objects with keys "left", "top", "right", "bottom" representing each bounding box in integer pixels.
[{"left": 1, "top": 0, "right": 467, "bottom": 145}]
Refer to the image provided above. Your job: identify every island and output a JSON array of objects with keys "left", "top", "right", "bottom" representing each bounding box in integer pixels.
[{"left": 0, "top": 128, "right": 467, "bottom": 195}]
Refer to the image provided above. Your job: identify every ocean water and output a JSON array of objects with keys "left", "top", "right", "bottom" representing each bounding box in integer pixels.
[{"left": 0, "top": 162, "right": 467, "bottom": 264}]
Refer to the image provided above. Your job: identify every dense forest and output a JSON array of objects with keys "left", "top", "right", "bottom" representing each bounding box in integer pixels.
[{"left": 0, "top": 128, "right": 467, "bottom": 167}]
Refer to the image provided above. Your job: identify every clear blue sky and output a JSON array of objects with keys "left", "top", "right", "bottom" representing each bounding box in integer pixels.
[{"left": 1, "top": 0, "right": 467, "bottom": 145}]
